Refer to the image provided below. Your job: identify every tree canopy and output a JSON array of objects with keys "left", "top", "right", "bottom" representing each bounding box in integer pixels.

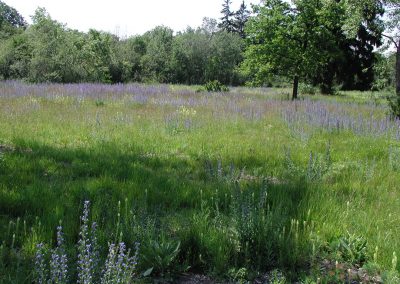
[
  {"left": 242, "top": 0, "right": 342, "bottom": 98},
  {"left": 0, "top": 0, "right": 397, "bottom": 97},
  {"left": 0, "top": 0, "right": 26, "bottom": 39},
  {"left": 241, "top": 0, "right": 386, "bottom": 98}
]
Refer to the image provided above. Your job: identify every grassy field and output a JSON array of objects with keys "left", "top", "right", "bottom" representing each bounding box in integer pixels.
[{"left": 0, "top": 81, "right": 399, "bottom": 283}]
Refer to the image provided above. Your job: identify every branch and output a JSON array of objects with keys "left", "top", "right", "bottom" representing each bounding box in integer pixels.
[{"left": 383, "top": 33, "right": 399, "bottom": 48}]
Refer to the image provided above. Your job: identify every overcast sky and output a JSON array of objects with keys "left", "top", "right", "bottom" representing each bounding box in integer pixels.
[{"left": 5, "top": 0, "right": 258, "bottom": 36}]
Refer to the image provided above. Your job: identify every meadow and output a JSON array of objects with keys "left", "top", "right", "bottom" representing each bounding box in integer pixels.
[{"left": 0, "top": 81, "right": 399, "bottom": 283}]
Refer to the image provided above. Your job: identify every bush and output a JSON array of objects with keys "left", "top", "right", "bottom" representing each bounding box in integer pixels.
[
  {"left": 300, "top": 84, "right": 317, "bottom": 95},
  {"left": 204, "top": 80, "right": 229, "bottom": 92},
  {"left": 388, "top": 95, "right": 400, "bottom": 119}
]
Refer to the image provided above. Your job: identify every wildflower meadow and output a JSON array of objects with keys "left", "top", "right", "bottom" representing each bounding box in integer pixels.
[{"left": 0, "top": 82, "right": 399, "bottom": 283}]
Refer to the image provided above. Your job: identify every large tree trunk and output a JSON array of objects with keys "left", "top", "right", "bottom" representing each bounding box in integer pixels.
[
  {"left": 292, "top": 75, "right": 299, "bottom": 100},
  {"left": 396, "top": 40, "right": 400, "bottom": 96}
]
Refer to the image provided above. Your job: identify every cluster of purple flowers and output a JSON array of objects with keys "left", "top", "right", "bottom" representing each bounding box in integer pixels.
[
  {"left": 102, "top": 242, "right": 139, "bottom": 284},
  {"left": 77, "top": 201, "right": 98, "bottom": 284},
  {"left": 35, "top": 243, "right": 47, "bottom": 284},
  {"left": 0, "top": 81, "right": 170, "bottom": 100},
  {"left": 1, "top": 81, "right": 398, "bottom": 136},
  {"left": 35, "top": 226, "right": 69, "bottom": 283},
  {"left": 34, "top": 201, "right": 139, "bottom": 284},
  {"left": 280, "top": 99, "right": 400, "bottom": 139},
  {"left": 50, "top": 226, "right": 69, "bottom": 283}
]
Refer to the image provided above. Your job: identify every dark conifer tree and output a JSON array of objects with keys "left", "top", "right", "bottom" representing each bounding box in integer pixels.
[
  {"left": 234, "top": 1, "right": 250, "bottom": 38},
  {"left": 313, "top": 0, "right": 384, "bottom": 93},
  {"left": 219, "top": 0, "right": 236, "bottom": 33}
]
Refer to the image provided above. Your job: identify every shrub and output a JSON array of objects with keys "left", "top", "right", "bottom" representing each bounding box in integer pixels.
[
  {"left": 204, "top": 80, "right": 229, "bottom": 92},
  {"left": 300, "top": 84, "right": 317, "bottom": 95},
  {"left": 388, "top": 95, "right": 400, "bottom": 119}
]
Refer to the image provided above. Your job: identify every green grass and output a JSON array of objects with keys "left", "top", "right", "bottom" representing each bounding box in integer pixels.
[{"left": 0, "top": 85, "right": 399, "bottom": 282}]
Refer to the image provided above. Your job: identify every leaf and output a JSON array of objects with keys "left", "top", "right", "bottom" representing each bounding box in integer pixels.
[{"left": 143, "top": 267, "right": 153, "bottom": 277}]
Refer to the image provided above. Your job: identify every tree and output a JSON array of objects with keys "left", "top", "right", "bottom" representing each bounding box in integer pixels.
[
  {"left": 344, "top": 1, "right": 400, "bottom": 118},
  {"left": 28, "top": 8, "right": 70, "bottom": 82},
  {"left": 373, "top": 52, "right": 396, "bottom": 90},
  {"left": 171, "top": 27, "right": 211, "bottom": 84},
  {"left": 0, "top": 32, "right": 32, "bottom": 79},
  {"left": 141, "top": 26, "right": 174, "bottom": 83},
  {"left": 234, "top": 1, "right": 251, "bottom": 38},
  {"left": 344, "top": 0, "right": 399, "bottom": 96},
  {"left": 80, "top": 29, "right": 116, "bottom": 83},
  {"left": 202, "top": 17, "right": 219, "bottom": 35},
  {"left": 118, "top": 35, "right": 147, "bottom": 82},
  {"left": 384, "top": 1, "right": 400, "bottom": 95},
  {"left": 0, "top": 0, "right": 26, "bottom": 39},
  {"left": 219, "top": 0, "right": 236, "bottom": 33},
  {"left": 313, "top": 0, "right": 384, "bottom": 93},
  {"left": 206, "top": 31, "right": 244, "bottom": 85},
  {"left": 242, "top": 0, "right": 336, "bottom": 99}
]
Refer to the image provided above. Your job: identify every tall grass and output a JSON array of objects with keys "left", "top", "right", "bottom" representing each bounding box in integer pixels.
[{"left": 0, "top": 81, "right": 399, "bottom": 282}]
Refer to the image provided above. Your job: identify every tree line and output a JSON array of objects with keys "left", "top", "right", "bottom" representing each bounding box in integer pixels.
[
  {"left": 0, "top": 0, "right": 398, "bottom": 96},
  {"left": 0, "top": 3, "right": 246, "bottom": 85}
]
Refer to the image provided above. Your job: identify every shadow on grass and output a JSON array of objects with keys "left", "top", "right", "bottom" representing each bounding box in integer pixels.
[{"left": 0, "top": 139, "right": 315, "bottom": 280}]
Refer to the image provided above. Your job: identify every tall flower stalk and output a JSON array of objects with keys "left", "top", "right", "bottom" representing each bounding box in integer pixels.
[
  {"left": 50, "top": 225, "right": 68, "bottom": 283},
  {"left": 34, "top": 200, "right": 139, "bottom": 283},
  {"left": 77, "top": 201, "right": 98, "bottom": 284}
]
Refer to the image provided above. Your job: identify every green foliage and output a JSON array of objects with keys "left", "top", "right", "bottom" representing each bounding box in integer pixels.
[
  {"left": 299, "top": 84, "right": 317, "bottom": 95},
  {"left": 171, "top": 29, "right": 243, "bottom": 86},
  {"left": 27, "top": 8, "right": 90, "bottom": 83},
  {"left": 171, "top": 27, "right": 211, "bottom": 85},
  {"left": 387, "top": 95, "right": 400, "bottom": 118},
  {"left": 0, "top": 32, "right": 32, "bottom": 79},
  {"left": 314, "top": 0, "right": 384, "bottom": 93},
  {"left": 0, "top": 85, "right": 400, "bottom": 281},
  {"left": 0, "top": 6, "right": 245, "bottom": 85},
  {"left": 80, "top": 29, "right": 115, "bottom": 83},
  {"left": 0, "top": 0, "right": 393, "bottom": 92},
  {"left": 206, "top": 31, "right": 244, "bottom": 85},
  {"left": 242, "top": 0, "right": 337, "bottom": 97},
  {"left": 242, "top": 0, "right": 385, "bottom": 95},
  {"left": 234, "top": 1, "right": 251, "bottom": 39},
  {"left": 373, "top": 52, "right": 396, "bottom": 90},
  {"left": 204, "top": 80, "right": 229, "bottom": 92},
  {"left": 0, "top": 0, "right": 26, "bottom": 39},
  {"left": 336, "top": 233, "right": 369, "bottom": 265},
  {"left": 141, "top": 238, "right": 181, "bottom": 277},
  {"left": 219, "top": 0, "right": 250, "bottom": 38},
  {"left": 219, "top": 0, "right": 235, "bottom": 33},
  {"left": 141, "top": 26, "right": 174, "bottom": 83}
]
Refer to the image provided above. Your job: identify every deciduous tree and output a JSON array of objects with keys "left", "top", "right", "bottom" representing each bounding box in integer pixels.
[
  {"left": 242, "top": 0, "right": 336, "bottom": 99},
  {"left": 0, "top": 0, "right": 26, "bottom": 39}
]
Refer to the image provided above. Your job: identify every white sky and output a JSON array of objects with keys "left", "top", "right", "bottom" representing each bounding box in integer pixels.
[{"left": 4, "top": 0, "right": 258, "bottom": 37}]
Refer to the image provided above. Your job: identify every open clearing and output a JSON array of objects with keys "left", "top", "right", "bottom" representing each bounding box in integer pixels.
[{"left": 0, "top": 82, "right": 399, "bottom": 283}]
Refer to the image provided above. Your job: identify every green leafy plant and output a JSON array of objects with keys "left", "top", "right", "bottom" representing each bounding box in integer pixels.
[
  {"left": 95, "top": 100, "right": 105, "bottom": 107},
  {"left": 388, "top": 95, "right": 400, "bottom": 119},
  {"left": 203, "top": 80, "right": 229, "bottom": 92},
  {"left": 336, "top": 232, "right": 368, "bottom": 265},
  {"left": 300, "top": 84, "right": 317, "bottom": 95},
  {"left": 142, "top": 238, "right": 181, "bottom": 278}
]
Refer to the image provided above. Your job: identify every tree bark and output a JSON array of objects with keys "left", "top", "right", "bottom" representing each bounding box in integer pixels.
[
  {"left": 292, "top": 75, "right": 299, "bottom": 100},
  {"left": 396, "top": 39, "right": 400, "bottom": 96}
]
